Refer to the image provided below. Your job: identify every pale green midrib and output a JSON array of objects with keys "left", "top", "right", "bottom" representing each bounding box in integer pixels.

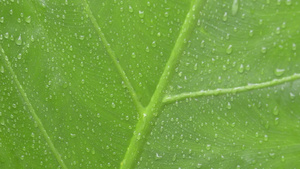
[
  {"left": 120, "top": 1, "right": 206, "bottom": 168},
  {"left": 82, "top": 0, "right": 144, "bottom": 113},
  {"left": 0, "top": 45, "right": 68, "bottom": 169},
  {"left": 163, "top": 73, "right": 300, "bottom": 103}
]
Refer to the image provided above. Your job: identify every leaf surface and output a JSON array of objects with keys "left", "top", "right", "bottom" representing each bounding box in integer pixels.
[{"left": 0, "top": 0, "right": 300, "bottom": 168}]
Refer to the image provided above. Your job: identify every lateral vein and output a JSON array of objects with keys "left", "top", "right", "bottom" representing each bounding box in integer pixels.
[
  {"left": 83, "top": 0, "right": 144, "bottom": 113},
  {"left": 163, "top": 73, "right": 300, "bottom": 103},
  {"left": 0, "top": 45, "right": 68, "bottom": 169}
]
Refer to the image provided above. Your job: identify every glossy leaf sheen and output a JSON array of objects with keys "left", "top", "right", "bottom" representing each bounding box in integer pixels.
[{"left": 0, "top": 0, "right": 300, "bottom": 168}]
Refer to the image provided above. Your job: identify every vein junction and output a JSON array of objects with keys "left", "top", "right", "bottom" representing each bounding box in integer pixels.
[
  {"left": 163, "top": 73, "right": 300, "bottom": 103},
  {"left": 120, "top": 0, "right": 206, "bottom": 168}
]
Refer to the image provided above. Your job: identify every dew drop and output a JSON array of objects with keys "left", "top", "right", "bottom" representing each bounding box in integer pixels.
[
  {"left": 232, "top": 0, "right": 239, "bottom": 15},
  {"left": 223, "top": 12, "right": 228, "bottom": 21},
  {"left": 17, "top": 53, "right": 22, "bottom": 59},
  {"left": 227, "top": 102, "right": 231, "bottom": 109},
  {"left": 276, "top": 27, "right": 280, "bottom": 34},
  {"left": 194, "top": 63, "right": 198, "bottom": 70},
  {"left": 131, "top": 52, "right": 136, "bottom": 58},
  {"left": 25, "top": 16, "right": 31, "bottom": 23},
  {"left": 286, "top": 0, "right": 292, "bottom": 5},
  {"left": 155, "top": 153, "right": 162, "bottom": 160},
  {"left": 289, "top": 92, "right": 295, "bottom": 100},
  {"left": 273, "top": 106, "right": 279, "bottom": 115},
  {"left": 151, "top": 41, "right": 156, "bottom": 47},
  {"left": 111, "top": 102, "right": 116, "bottom": 108},
  {"left": 0, "top": 66, "right": 4, "bottom": 73},
  {"left": 238, "top": 64, "right": 244, "bottom": 73},
  {"left": 128, "top": 5, "right": 133, "bottom": 13},
  {"left": 274, "top": 68, "right": 285, "bottom": 77},
  {"left": 164, "top": 12, "right": 169, "bottom": 18},
  {"left": 70, "top": 133, "right": 76, "bottom": 138},
  {"left": 274, "top": 117, "right": 279, "bottom": 125},
  {"left": 138, "top": 10, "right": 144, "bottom": 18},
  {"left": 249, "top": 30, "right": 253, "bottom": 37},
  {"left": 197, "top": 164, "right": 202, "bottom": 168},
  {"left": 172, "top": 154, "right": 177, "bottom": 162},
  {"left": 292, "top": 43, "right": 296, "bottom": 51},
  {"left": 226, "top": 45, "right": 233, "bottom": 54},
  {"left": 261, "top": 47, "right": 267, "bottom": 54},
  {"left": 16, "top": 35, "right": 22, "bottom": 45},
  {"left": 79, "top": 35, "right": 84, "bottom": 40},
  {"left": 269, "top": 152, "right": 275, "bottom": 158},
  {"left": 0, "top": 17, "right": 4, "bottom": 23},
  {"left": 206, "top": 144, "right": 211, "bottom": 150}
]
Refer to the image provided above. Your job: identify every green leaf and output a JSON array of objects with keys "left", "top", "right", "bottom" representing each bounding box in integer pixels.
[{"left": 1, "top": 0, "right": 300, "bottom": 168}]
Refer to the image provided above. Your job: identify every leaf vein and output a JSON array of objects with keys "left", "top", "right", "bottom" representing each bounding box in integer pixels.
[
  {"left": 120, "top": 1, "right": 206, "bottom": 168},
  {"left": 0, "top": 45, "right": 68, "bottom": 169},
  {"left": 83, "top": 0, "right": 144, "bottom": 113},
  {"left": 163, "top": 73, "right": 300, "bottom": 103}
]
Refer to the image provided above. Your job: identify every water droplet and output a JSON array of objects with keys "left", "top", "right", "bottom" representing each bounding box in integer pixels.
[
  {"left": 25, "top": 16, "right": 31, "bottom": 23},
  {"left": 172, "top": 154, "right": 177, "bottom": 161},
  {"left": 273, "top": 106, "right": 279, "bottom": 115},
  {"left": 269, "top": 152, "right": 275, "bottom": 158},
  {"left": 261, "top": 47, "right": 267, "bottom": 54},
  {"left": 264, "top": 135, "right": 268, "bottom": 141},
  {"left": 197, "top": 163, "right": 202, "bottom": 168},
  {"left": 16, "top": 35, "right": 22, "bottom": 45},
  {"left": 274, "top": 117, "right": 279, "bottom": 125},
  {"left": 79, "top": 35, "right": 84, "bottom": 40},
  {"left": 276, "top": 27, "right": 280, "bottom": 34},
  {"left": 138, "top": 10, "right": 144, "bottom": 18},
  {"left": 0, "top": 17, "right": 4, "bottom": 23},
  {"left": 249, "top": 30, "right": 253, "bottom": 37},
  {"left": 131, "top": 52, "right": 136, "bottom": 58},
  {"left": 226, "top": 45, "right": 233, "bottom": 54},
  {"left": 201, "top": 40, "right": 205, "bottom": 48},
  {"left": 206, "top": 144, "right": 211, "bottom": 150},
  {"left": 70, "top": 133, "right": 76, "bottom": 138},
  {"left": 0, "top": 66, "right": 4, "bottom": 73},
  {"left": 164, "top": 12, "right": 169, "bottom": 17},
  {"left": 289, "top": 92, "right": 295, "bottom": 100},
  {"left": 111, "top": 102, "right": 116, "bottom": 108},
  {"left": 238, "top": 64, "right": 244, "bottom": 73},
  {"left": 274, "top": 68, "right": 285, "bottom": 76},
  {"left": 155, "top": 153, "right": 162, "bottom": 160},
  {"left": 193, "top": 63, "right": 198, "bottom": 70},
  {"left": 286, "top": 0, "right": 292, "bottom": 5},
  {"left": 128, "top": 5, "right": 133, "bottom": 13},
  {"left": 281, "top": 155, "right": 285, "bottom": 162},
  {"left": 151, "top": 41, "right": 156, "bottom": 47},
  {"left": 227, "top": 102, "right": 231, "bottom": 109},
  {"left": 223, "top": 12, "right": 228, "bottom": 21},
  {"left": 232, "top": 0, "right": 239, "bottom": 15},
  {"left": 145, "top": 46, "right": 149, "bottom": 52},
  {"left": 292, "top": 43, "right": 296, "bottom": 51}
]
